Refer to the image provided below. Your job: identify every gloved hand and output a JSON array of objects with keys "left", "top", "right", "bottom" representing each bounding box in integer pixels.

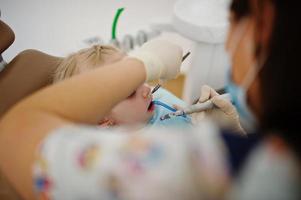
[
  {"left": 193, "top": 85, "right": 246, "bottom": 136},
  {"left": 129, "top": 38, "right": 183, "bottom": 82}
]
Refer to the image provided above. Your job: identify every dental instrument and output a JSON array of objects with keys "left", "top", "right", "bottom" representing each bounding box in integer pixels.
[
  {"left": 182, "top": 51, "right": 191, "bottom": 61},
  {"left": 151, "top": 84, "right": 161, "bottom": 94},
  {"left": 151, "top": 51, "right": 191, "bottom": 94},
  {"left": 160, "top": 93, "right": 231, "bottom": 120}
]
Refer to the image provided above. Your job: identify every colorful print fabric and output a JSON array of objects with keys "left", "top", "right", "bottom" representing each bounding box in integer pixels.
[{"left": 33, "top": 123, "right": 228, "bottom": 200}]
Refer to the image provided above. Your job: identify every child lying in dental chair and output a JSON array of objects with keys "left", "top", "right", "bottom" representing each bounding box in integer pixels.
[{"left": 53, "top": 45, "right": 192, "bottom": 128}]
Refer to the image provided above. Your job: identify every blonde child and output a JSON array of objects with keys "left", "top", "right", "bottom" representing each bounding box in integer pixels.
[{"left": 53, "top": 45, "right": 191, "bottom": 127}]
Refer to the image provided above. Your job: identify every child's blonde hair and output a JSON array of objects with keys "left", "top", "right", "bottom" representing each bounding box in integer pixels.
[{"left": 53, "top": 45, "right": 125, "bottom": 82}]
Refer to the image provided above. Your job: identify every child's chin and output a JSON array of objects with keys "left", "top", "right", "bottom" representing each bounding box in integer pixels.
[{"left": 146, "top": 112, "right": 155, "bottom": 121}]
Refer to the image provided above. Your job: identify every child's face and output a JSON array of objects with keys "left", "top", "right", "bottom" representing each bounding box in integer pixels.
[{"left": 109, "top": 84, "right": 155, "bottom": 125}]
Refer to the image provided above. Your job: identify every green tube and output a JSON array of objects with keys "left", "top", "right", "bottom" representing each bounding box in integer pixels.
[{"left": 112, "top": 8, "right": 125, "bottom": 40}]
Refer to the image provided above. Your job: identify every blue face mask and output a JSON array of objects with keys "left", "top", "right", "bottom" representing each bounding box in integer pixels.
[
  {"left": 226, "top": 70, "right": 257, "bottom": 132},
  {"left": 226, "top": 19, "right": 265, "bottom": 133}
]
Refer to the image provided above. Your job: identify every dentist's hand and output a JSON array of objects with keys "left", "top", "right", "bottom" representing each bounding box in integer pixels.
[
  {"left": 129, "top": 38, "right": 183, "bottom": 82},
  {"left": 195, "top": 85, "right": 246, "bottom": 136}
]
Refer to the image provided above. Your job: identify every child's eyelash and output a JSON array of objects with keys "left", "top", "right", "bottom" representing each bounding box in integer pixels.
[{"left": 128, "top": 91, "right": 136, "bottom": 98}]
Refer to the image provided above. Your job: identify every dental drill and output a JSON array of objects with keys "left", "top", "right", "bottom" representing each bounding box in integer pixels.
[{"left": 160, "top": 93, "right": 232, "bottom": 120}]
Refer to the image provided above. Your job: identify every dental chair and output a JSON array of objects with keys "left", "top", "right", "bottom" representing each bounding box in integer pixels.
[
  {"left": 0, "top": 20, "right": 63, "bottom": 118},
  {"left": 0, "top": 19, "right": 62, "bottom": 199}
]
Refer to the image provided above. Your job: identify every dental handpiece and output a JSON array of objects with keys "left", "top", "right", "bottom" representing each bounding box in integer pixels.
[{"left": 160, "top": 93, "right": 232, "bottom": 120}]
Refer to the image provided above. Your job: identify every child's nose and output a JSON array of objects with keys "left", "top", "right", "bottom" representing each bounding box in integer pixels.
[{"left": 142, "top": 86, "right": 151, "bottom": 99}]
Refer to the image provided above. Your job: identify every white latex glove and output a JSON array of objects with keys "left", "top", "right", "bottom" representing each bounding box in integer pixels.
[
  {"left": 193, "top": 85, "right": 246, "bottom": 136},
  {"left": 129, "top": 38, "right": 183, "bottom": 82}
]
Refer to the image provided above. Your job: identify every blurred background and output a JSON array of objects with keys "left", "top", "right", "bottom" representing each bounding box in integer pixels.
[{"left": 1, "top": 0, "right": 230, "bottom": 101}]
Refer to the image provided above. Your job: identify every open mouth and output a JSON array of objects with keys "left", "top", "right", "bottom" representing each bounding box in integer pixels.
[{"left": 147, "top": 101, "right": 155, "bottom": 112}]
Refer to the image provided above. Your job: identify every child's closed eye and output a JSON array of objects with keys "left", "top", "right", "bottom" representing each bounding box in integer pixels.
[{"left": 127, "top": 91, "right": 136, "bottom": 98}]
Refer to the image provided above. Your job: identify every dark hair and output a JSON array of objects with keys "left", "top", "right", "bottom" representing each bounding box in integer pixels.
[
  {"left": 230, "top": 0, "right": 251, "bottom": 20},
  {"left": 230, "top": 0, "right": 301, "bottom": 156}
]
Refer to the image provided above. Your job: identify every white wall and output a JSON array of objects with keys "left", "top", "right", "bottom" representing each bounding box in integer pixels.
[
  {"left": 1, "top": 0, "right": 229, "bottom": 103},
  {"left": 1, "top": 0, "right": 177, "bottom": 61}
]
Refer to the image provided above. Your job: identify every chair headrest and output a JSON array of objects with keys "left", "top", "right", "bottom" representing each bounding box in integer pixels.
[{"left": 0, "top": 19, "right": 15, "bottom": 55}]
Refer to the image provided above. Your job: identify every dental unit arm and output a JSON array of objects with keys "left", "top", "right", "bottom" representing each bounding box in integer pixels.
[{"left": 160, "top": 93, "right": 232, "bottom": 120}]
